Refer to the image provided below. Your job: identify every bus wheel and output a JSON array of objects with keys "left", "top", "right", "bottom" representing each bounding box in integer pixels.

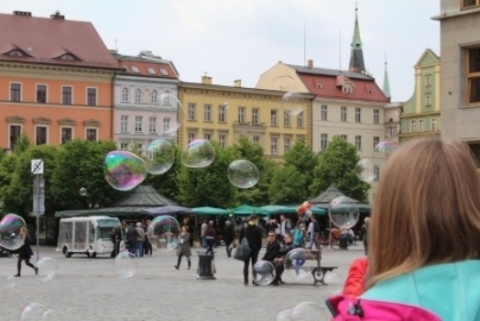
[{"left": 91, "top": 252, "right": 97, "bottom": 258}]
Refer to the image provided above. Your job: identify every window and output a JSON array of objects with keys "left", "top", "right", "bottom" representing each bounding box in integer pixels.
[
  {"left": 9, "top": 125, "right": 22, "bottom": 149},
  {"left": 122, "top": 88, "right": 129, "bottom": 102},
  {"left": 468, "top": 47, "right": 480, "bottom": 104},
  {"left": 149, "top": 117, "right": 157, "bottom": 133},
  {"left": 120, "top": 143, "right": 128, "bottom": 150},
  {"left": 425, "top": 95, "right": 432, "bottom": 107},
  {"left": 411, "top": 120, "right": 418, "bottom": 132},
  {"left": 10, "top": 83, "right": 21, "bottom": 102},
  {"left": 86, "top": 128, "right": 97, "bottom": 141},
  {"left": 37, "top": 85, "right": 47, "bottom": 103},
  {"left": 373, "top": 109, "right": 380, "bottom": 124},
  {"left": 238, "top": 107, "right": 245, "bottom": 123},
  {"left": 204, "top": 104, "right": 212, "bottom": 121},
  {"left": 253, "top": 136, "right": 260, "bottom": 144},
  {"left": 151, "top": 90, "right": 158, "bottom": 104},
  {"left": 252, "top": 108, "right": 259, "bottom": 125},
  {"left": 219, "top": 105, "right": 226, "bottom": 122},
  {"left": 284, "top": 110, "right": 290, "bottom": 127},
  {"left": 188, "top": 103, "right": 196, "bottom": 120},
  {"left": 297, "top": 111, "right": 304, "bottom": 128},
  {"left": 355, "top": 108, "right": 361, "bottom": 123},
  {"left": 135, "top": 89, "right": 142, "bottom": 103},
  {"left": 187, "top": 132, "right": 196, "bottom": 143},
  {"left": 341, "top": 106, "right": 347, "bottom": 122},
  {"left": 355, "top": 135, "right": 362, "bottom": 151},
  {"left": 120, "top": 115, "right": 128, "bottom": 132},
  {"left": 131, "top": 66, "right": 140, "bottom": 73},
  {"left": 419, "top": 119, "right": 425, "bottom": 132},
  {"left": 271, "top": 110, "right": 278, "bottom": 126},
  {"left": 321, "top": 105, "right": 328, "bottom": 120},
  {"left": 163, "top": 118, "right": 170, "bottom": 133},
  {"left": 219, "top": 134, "right": 226, "bottom": 148},
  {"left": 431, "top": 118, "right": 438, "bottom": 131},
  {"left": 204, "top": 133, "right": 212, "bottom": 141},
  {"left": 271, "top": 137, "right": 278, "bottom": 155},
  {"left": 284, "top": 136, "right": 291, "bottom": 152},
  {"left": 147, "top": 67, "right": 156, "bottom": 75},
  {"left": 425, "top": 75, "right": 431, "bottom": 87},
  {"left": 87, "top": 88, "right": 97, "bottom": 106},
  {"left": 462, "top": 0, "right": 479, "bottom": 9},
  {"left": 135, "top": 116, "right": 143, "bottom": 132},
  {"left": 35, "top": 126, "right": 47, "bottom": 145},
  {"left": 62, "top": 86, "right": 72, "bottom": 105},
  {"left": 340, "top": 134, "right": 347, "bottom": 141},
  {"left": 320, "top": 133, "right": 328, "bottom": 150},
  {"left": 61, "top": 127, "right": 72, "bottom": 144},
  {"left": 373, "top": 136, "right": 380, "bottom": 150},
  {"left": 374, "top": 165, "right": 380, "bottom": 182},
  {"left": 387, "top": 126, "right": 397, "bottom": 138}
]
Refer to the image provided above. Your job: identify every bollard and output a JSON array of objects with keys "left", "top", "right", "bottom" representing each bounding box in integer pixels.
[{"left": 197, "top": 251, "right": 216, "bottom": 280}]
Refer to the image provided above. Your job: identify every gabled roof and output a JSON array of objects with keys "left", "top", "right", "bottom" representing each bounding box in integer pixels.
[
  {"left": 113, "top": 53, "right": 179, "bottom": 79},
  {"left": 108, "top": 185, "right": 177, "bottom": 207},
  {"left": 0, "top": 12, "right": 118, "bottom": 68}
]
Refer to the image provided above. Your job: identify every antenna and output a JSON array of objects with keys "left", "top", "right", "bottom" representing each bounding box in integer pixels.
[
  {"left": 339, "top": 30, "right": 342, "bottom": 71},
  {"left": 114, "top": 39, "right": 118, "bottom": 52},
  {"left": 304, "top": 24, "right": 306, "bottom": 66}
]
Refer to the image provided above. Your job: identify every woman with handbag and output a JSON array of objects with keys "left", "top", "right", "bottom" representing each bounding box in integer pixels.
[
  {"left": 239, "top": 215, "right": 263, "bottom": 286},
  {"left": 14, "top": 227, "right": 38, "bottom": 277},
  {"left": 174, "top": 226, "right": 192, "bottom": 270}
]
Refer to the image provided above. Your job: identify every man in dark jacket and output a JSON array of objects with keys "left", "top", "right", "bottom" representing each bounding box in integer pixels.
[
  {"left": 239, "top": 214, "right": 263, "bottom": 286},
  {"left": 125, "top": 223, "right": 140, "bottom": 256},
  {"left": 262, "top": 231, "right": 280, "bottom": 262},
  {"left": 222, "top": 220, "right": 235, "bottom": 258},
  {"left": 272, "top": 233, "right": 295, "bottom": 285}
]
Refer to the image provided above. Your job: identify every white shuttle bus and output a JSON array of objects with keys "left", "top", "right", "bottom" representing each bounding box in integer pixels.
[{"left": 56, "top": 216, "right": 120, "bottom": 258}]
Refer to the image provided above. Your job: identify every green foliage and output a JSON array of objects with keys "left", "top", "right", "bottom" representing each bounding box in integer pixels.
[
  {"left": 310, "top": 136, "right": 369, "bottom": 203},
  {"left": 268, "top": 164, "right": 307, "bottom": 204},
  {"left": 13, "top": 133, "right": 30, "bottom": 154},
  {"left": 0, "top": 154, "right": 20, "bottom": 214}
]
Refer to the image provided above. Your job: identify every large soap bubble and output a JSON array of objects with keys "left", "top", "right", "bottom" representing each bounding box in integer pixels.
[
  {"left": 181, "top": 139, "right": 216, "bottom": 168},
  {"left": 159, "top": 93, "right": 183, "bottom": 136},
  {"left": 290, "top": 301, "right": 325, "bottom": 321},
  {"left": 284, "top": 248, "right": 316, "bottom": 280},
  {"left": 355, "top": 159, "right": 375, "bottom": 183},
  {"left": 145, "top": 139, "right": 175, "bottom": 175},
  {"left": 113, "top": 252, "right": 137, "bottom": 279},
  {"left": 0, "top": 213, "right": 26, "bottom": 251},
  {"left": 375, "top": 141, "right": 397, "bottom": 153},
  {"left": 148, "top": 216, "right": 180, "bottom": 252},
  {"left": 104, "top": 151, "right": 147, "bottom": 191},
  {"left": 282, "top": 91, "right": 304, "bottom": 116},
  {"left": 253, "top": 260, "right": 276, "bottom": 286},
  {"left": 329, "top": 196, "right": 360, "bottom": 229},
  {"left": 227, "top": 160, "right": 259, "bottom": 189},
  {"left": 19, "top": 302, "right": 47, "bottom": 321},
  {"left": 36, "top": 257, "right": 58, "bottom": 282}
]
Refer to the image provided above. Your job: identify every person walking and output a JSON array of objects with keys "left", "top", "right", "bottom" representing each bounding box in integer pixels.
[
  {"left": 279, "top": 214, "right": 292, "bottom": 245},
  {"left": 174, "top": 226, "right": 192, "bottom": 270},
  {"left": 14, "top": 227, "right": 38, "bottom": 277},
  {"left": 204, "top": 221, "right": 217, "bottom": 254},
  {"left": 135, "top": 222, "right": 145, "bottom": 257},
  {"left": 360, "top": 217, "right": 370, "bottom": 255},
  {"left": 239, "top": 215, "right": 263, "bottom": 286},
  {"left": 222, "top": 221, "right": 235, "bottom": 258},
  {"left": 110, "top": 223, "right": 122, "bottom": 258},
  {"left": 125, "top": 223, "right": 140, "bottom": 256}
]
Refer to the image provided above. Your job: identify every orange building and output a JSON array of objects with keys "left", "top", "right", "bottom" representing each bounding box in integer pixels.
[{"left": 0, "top": 11, "right": 121, "bottom": 151}]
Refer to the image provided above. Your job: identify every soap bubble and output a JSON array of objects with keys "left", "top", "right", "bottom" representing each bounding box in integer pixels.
[
  {"left": 36, "top": 257, "right": 57, "bottom": 282},
  {"left": 284, "top": 248, "right": 316, "bottom": 280},
  {"left": 181, "top": 139, "right": 215, "bottom": 168},
  {"left": 148, "top": 216, "right": 180, "bottom": 252},
  {"left": 159, "top": 93, "right": 183, "bottom": 136},
  {"left": 145, "top": 139, "right": 175, "bottom": 175},
  {"left": 113, "top": 252, "right": 137, "bottom": 279},
  {"left": 329, "top": 196, "right": 360, "bottom": 229},
  {"left": 19, "top": 302, "right": 47, "bottom": 321},
  {"left": 253, "top": 260, "right": 276, "bottom": 286},
  {"left": 282, "top": 91, "right": 304, "bottom": 116},
  {"left": 375, "top": 141, "right": 397, "bottom": 153},
  {"left": 79, "top": 188, "right": 87, "bottom": 196},
  {"left": 355, "top": 159, "right": 375, "bottom": 183},
  {"left": 276, "top": 309, "right": 292, "bottom": 321},
  {"left": 42, "top": 309, "right": 60, "bottom": 321},
  {"left": 227, "top": 160, "right": 259, "bottom": 189},
  {"left": 0, "top": 275, "right": 15, "bottom": 290},
  {"left": 0, "top": 213, "right": 26, "bottom": 251},
  {"left": 104, "top": 151, "right": 147, "bottom": 191},
  {"left": 304, "top": 210, "right": 312, "bottom": 221},
  {"left": 290, "top": 301, "right": 325, "bottom": 321}
]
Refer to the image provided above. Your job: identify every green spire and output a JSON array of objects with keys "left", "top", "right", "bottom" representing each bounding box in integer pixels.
[
  {"left": 349, "top": 6, "right": 366, "bottom": 73},
  {"left": 383, "top": 58, "right": 391, "bottom": 100}
]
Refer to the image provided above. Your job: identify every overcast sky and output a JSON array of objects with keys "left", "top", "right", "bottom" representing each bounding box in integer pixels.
[{"left": 3, "top": 0, "right": 439, "bottom": 102}]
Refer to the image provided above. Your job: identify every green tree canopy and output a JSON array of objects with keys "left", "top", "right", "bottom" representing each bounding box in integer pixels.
[
  {"left": 268, "top": 164, "right": 307, "bottom": 204},
  {"left": 283, "top": 138, "right": 318, "bottom": 198}
]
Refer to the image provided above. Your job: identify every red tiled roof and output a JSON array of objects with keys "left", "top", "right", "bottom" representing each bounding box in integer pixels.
[
  {"left": 117, "top": 59, "right": 178, "bottom": 79},
  {"left": 0, "top": 13, "right": 118, "bottom": 68}
]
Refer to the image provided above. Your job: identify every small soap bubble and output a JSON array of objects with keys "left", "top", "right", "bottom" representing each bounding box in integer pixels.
[
  {"left": 19, "top": 302, "right": 47, "bottom": 321},
  {"left": 284, "top": 248, "right": 315, "bottom": 281},
  {"left": 0, "top": 214, "right": 26, "bottom": 251},
  {"left": 227, "top": 160, "right": 259, "bottom": 189},
  {"left": 375, "top": 141, "right": 397, "bottom": 153},
  {"left": 181, "top": 139, "right": 216, "bottom": 168},
  {"left": 104, "top": 151, "right": 147, "bottom": 191},
  {"left": 282, "top": 91, "right": 304, "bottom": 116},
  {"left": 290, "top": 301, "right": 325, "bottom": 321},
  {"left": 159, "top": 93, "right": 183, "bottom": 136},
  {"left": 0, "top": 275, "right": 15, "bottom": 290},
  {"left": 329, "top": 196, "right": 360, "bottom": 229},
  {"left": 36, "top": 257, "right": 57, "bottom": 282},
  {"left": 145, "top": 139, "right": 175, "bottom": 175},
  {"left": 113, "top": 252, "right": 137, "bottom": 279},
  {"left": 79, "top": 188, "right": 87, "bottom": 196},
  {"left": 148, "top": 216, "right": 180, "bottom": 252},
  {"left": 253, "top": 260, "right": 276, "bottom": 286},
  {"left": 276, "top": 309, "right": 292, "bottom": 321},
  {"left": 355, "top": 159, "right": 375, "bottom": 183}
]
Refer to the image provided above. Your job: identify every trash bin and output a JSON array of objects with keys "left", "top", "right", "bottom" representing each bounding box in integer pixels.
[{"left": 197, "top": 251, "right": 216, "bottom": 280}]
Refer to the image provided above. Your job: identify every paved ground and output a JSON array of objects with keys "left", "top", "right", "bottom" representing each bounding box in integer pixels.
[{"left": 0, "top": 243, "right": 365, "bottom": 321}]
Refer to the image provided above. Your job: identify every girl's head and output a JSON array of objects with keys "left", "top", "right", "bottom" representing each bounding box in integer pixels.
[{"left": 368, "top": 139, "right": 480, "bottom": 287}]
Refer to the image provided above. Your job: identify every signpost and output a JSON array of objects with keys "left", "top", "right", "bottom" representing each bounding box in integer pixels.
[{"left": 31, "top": 159, "right": 44, "bottom": 262}]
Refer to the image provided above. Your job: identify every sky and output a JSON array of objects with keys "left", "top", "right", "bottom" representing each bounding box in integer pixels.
[{"left": 2, "top": 0, "right": 440, "bottom": 102}]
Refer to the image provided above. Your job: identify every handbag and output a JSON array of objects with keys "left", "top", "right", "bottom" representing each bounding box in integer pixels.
[{"left": 234, "top": 237, "right": 251, "bottom": 261}]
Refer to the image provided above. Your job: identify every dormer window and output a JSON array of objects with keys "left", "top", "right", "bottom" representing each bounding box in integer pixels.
[
  {"left": 316, "top": 81, "right": 323, "bottom": 89},
  {"left": 342, "top": 83, "right": 354, "bottom": 94},
  {"left": 147, "top": 67, "right": 156, "bottom": 75},
  {"left": 160, "top": 68, "right": 168, "bottom": 76},
  {"left": 7, "top": 49, "right": 30, "bottom": 57},
  {"left": 56, "top": 53, "right": 80, "bottom": 61},
  {"left": 131, "top": 66, "right": 140, "bottom": 73}
]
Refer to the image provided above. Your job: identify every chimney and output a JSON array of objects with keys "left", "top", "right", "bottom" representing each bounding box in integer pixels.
[
  {"left": 13, "top": 11, "right": 32, "bottom": 17},
  {"left": 234, "top": 79, "right": 242, "bottom": 87},
  {"left": 307, "top": 59, "right": 313, "bottom": 69},
  {"left": 201, "top": 75, "right": 212, "bottom": 85},
  {"left": 50, "top": 11, "right": 65, "bottom": 20}
]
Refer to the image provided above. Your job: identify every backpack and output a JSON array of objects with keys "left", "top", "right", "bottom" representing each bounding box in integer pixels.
[{"left": 326, "top": 295, "right": 441, "bottom": 321}]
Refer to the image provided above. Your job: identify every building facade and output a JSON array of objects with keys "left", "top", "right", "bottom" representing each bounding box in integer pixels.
[
  {"left": 399, "top": 49, "right": 441, "bottom": 143},
  {"left": 0, "top": 11, "right": 120, "bottom": 151},
  {"left": 179, "top": 76, "right": 313, "bottom": 160},
  {"left": 434, "top": 1, "right": 480, "bottom": 160},
  {"left": 112, "top": 51, "right": 180, "bottom": 154}
]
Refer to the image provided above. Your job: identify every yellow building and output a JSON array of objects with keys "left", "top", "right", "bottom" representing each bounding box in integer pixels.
[{"left": 178, "top": 76, "right": 314, "bottom": 160}]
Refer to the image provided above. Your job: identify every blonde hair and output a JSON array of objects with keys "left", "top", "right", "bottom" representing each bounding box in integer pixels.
[{"left": 367, "top": 139, "right": 480, "bottom": 288}]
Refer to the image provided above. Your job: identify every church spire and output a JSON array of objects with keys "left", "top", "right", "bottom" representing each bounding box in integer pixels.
[
  {"left": 383, "top": 54, "right": 391, "bottom": 101},
  {"left": 348, "top": 4, "right": 366, "bottom": 73}
]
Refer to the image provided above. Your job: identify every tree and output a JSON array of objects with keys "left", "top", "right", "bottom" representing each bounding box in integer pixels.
[
  {"left": 310, "top": 136, "right": 370, "bottom": 203},
  {"left": 268, "top": 165, "right": 307, "bottom": 204}
]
